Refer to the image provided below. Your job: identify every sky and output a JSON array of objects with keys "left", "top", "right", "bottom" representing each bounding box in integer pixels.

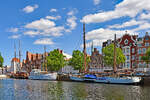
[{"left": 0, "top": 0, "right": 150, "bottom": 66}]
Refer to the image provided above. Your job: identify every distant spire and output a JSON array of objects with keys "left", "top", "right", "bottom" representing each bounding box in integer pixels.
[{"left": 125, "top": 30, "right": 128, "bottom": 34}]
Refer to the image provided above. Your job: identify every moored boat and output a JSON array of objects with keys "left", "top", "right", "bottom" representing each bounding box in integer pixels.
[
  {"left": 83, "top": 74, "right": 96, "bottom": 82},
  {"left": 29, "top": 69, "right": 57, "bottom": 80},
  {"left": 69, "top": 74, "right": 84, "bottom": 82},
  {"left": 95, "top": 76, "right": 141, "bottom": 84}
]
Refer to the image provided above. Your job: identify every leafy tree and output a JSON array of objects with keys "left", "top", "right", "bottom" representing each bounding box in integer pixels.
[
  {"left": 69, "top": 50, "right": 90, "bottom": 71},
  {"left": 46, "top": 49, "right": 66, "bottom": 71},
  {"left": 102, "top": 44, "right": 126, "bottom": 67},
  {"left": 141, "top": 48, "right": 150, "bottom": 68},
  {"left": 0, "top": 53, "right": 4, "bottom": 67}
]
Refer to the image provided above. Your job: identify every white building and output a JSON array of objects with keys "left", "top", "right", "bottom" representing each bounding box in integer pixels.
[{"left": 11, "top": 58, "right": 20, "bottom": 73}]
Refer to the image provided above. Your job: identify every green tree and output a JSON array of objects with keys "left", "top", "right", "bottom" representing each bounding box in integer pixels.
[
  {"left": 0, "top": 53, "right": 4, "bottom": 67},
  {"left": 69, "top": 50, "right": 90, "bottom": 71},
  {"left": 141, "top": 48, "right": 150, "bottom": 68},
  {"left": 46, "top": 49, "right": 66, "bottom": 71},
  {"left": 102, "top": 44, "right": 126, "bottom": 67}
]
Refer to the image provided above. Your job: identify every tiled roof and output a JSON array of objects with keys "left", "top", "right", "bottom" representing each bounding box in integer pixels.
[{"left": 12, "top": 58, "right": 20, "bottom": 63}]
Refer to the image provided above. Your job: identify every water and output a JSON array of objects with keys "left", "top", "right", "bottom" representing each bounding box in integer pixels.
[{"left": 0, "top": 79, "right": 150, "bottom": 100}]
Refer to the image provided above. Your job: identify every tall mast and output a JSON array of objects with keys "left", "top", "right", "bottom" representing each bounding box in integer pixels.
[
  {"left": 91, "top": 41, "right": 94, "bottom": 54},
  {"left": 114, "top": 34, "right": 117, "bottom": 73},
  {"left": 83, "top": 23, "right": 87, "bottom": 73},
  {"left": 14, "top": 42, "right": 16, "bottom": 58},
  {"left": 19, "top": 40, "right": 21, "bottom": 62},
  {"left": 44, "top": 46, "right": 47, "bottom": 71}
]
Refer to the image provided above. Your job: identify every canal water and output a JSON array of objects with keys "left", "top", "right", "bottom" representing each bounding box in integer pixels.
[{"left": 0, "top": 79, "right": 150, "bottom": 100}]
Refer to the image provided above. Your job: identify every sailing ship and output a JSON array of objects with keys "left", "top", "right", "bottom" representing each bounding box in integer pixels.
[
  {"left": 95, "top": 34, "right": 142, "bottom": 84},
  {"left": 28, "top": 46, "right": 57, "bottom": 80},
  {"left": 70, "top": 23, "right": 87, "bottom": 82}
]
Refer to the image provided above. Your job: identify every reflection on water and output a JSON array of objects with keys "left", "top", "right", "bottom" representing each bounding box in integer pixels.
[{"left": 0, "top": 79, "right": 150, "bottom": 100}]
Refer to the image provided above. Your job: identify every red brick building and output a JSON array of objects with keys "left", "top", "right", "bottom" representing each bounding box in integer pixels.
[
  {"left": 136, "top": 32, "right": 150, "bottom": 67},
  {"left": 88, "top": 48, "right": 103, "bottom": 72},
  {"left": 22, "top": 49, "right": 63, "bottom": 73},
  {"left": 103, "top": 34, "right": 138, "bottom": 69},
  {"left": 22, "top": 51, "right": 43, "bottom": 73},
  {"left": 117, "top": 34, "right": 137, "bottom": 69}
]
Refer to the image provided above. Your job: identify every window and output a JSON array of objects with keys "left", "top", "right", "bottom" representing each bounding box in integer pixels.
[
  {"left": 132, "top": 56, "right": 135, "bottom": 60},
  {"left": 138, "top": 48, "right": 142, "bottom": 54},
  {"left": 126, "top": 48, "right": 130, "bottom": 53},
  {"left": 123, "top": 48, "right": 125, "bottom": 53},
  {"left": 132, "top": 48, "right": 135, "bottom": 53},
  {"left": 145, "top": 37, "right": 149, "bottom": 40},
  {"left": 145, "top": 42, "right": 149, "bottom": 46},
  {"left": 124, "top": 39, "right": 128, "bottom": 44},
  {"left": 126, "top": 55, "right": 130, "bottom": 60},
  {"left": 143, "top": 48, "right": 146, "bottom": 54},
  {"left": 139, "top": 56, "right": 141, "bottom": 60},
  {"left": 138, "top": 44, "right": 142, "bottom": 47},
  {"left": 127, "top": 62, "right": 130, "bottom": 68}
]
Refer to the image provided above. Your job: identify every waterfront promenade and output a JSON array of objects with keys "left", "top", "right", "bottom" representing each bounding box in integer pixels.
[{"left": 0, "top": 79, "right": 150, "bottom": 100}]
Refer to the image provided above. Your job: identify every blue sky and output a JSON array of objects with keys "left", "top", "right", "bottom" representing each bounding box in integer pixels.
[{"left": 0, "top": 0, "right": 150, "bottom": 66}]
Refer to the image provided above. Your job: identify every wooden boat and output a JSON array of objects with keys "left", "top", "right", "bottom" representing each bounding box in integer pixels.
[{"left": 28, "top": 69, "right": 57, "bottom": 80}]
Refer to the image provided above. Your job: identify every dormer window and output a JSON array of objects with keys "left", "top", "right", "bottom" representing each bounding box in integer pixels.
[{"left": 124, "top": 39, "right": 128, "bottom": 44}]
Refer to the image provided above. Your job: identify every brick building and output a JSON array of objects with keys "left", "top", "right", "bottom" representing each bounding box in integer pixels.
[
  {"left": 102, "top": 32, "right": 150, "bottom": 69},
  {"left": 88, "top": 48, "right": 103, "bottom": 72},
  {"left": 22, "top": 49, "right": 64, "bottom": 73},
  {"left": 137, "top": 32, "right": 150, "bottom": 67},
  {"left": 102, "top": 33, "right": 138, "bottom": 69},
  {"left": 117, "top": 34, "right": 137, "bottom": 69}
]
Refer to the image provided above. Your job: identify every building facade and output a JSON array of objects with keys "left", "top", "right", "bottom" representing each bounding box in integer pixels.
[
  {"left": 102, "top": 32, "right": 150, "bottom": 69},
  {"left": 22, "top": 51, "right": 43, "bottom": 73},
  {"left": 117, "top": 34, "right": 137, "bottom": 69},
  {"left": 88, "top": 48, "right": 103, "bottom": 72},
  {"left": 136, "top": 32, "right": 150, "bottom": 68},
  {"left": 11, "top": 58, "right": 20, "bottom": 73}
]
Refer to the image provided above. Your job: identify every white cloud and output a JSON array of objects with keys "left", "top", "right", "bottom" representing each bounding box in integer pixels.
[
  {"left": 34, "top": 38, "right": 54, "bottom": 45},
  {"left": 132, "top": 22, "right": 150, "bottom": 32},
  {"left": 140, "top": 13, "right": 150, "bottom": 20},
  {"left": 42, "top": 26, "right": 64, "bottom": 37},
  {"left": 24, "top": 18, "right": 65, "bottom": 37},
  {"left": 63, "top": 52, "right": 72, "bottom": 59},
  {"left": 93, "top": 0, "right": 100, "bottom": 5},
  {"left": 81, "top": 0, "right": 150, "bottom": 23},
  {"left": 67, "top": 9, "right": 78, "bottom": 16},
  {"left": 108, "top": 19, "right": 145, "bottom": 29},
  {"left": 45, "top": 15, "right": 61, "bottom": 20},
  {"left": 8, "top": 28, "right": 18, "bottom": 33},
  {"left": 9, "top": 34, "right": 21, "bottom": 39},
  {"left": 67, "top": 16, "right": 77, "bottom": 31},
  {"left": 24, "top": 31, "right": 40, "bottom": 37},
  {"left": 83, "top": 27, "right": 137, "bottom": 47},
  {"left": 23, "top": 4, "right": 38, "bottom": 13},
  {"left": 25, "top": 18, "right": 55, "bottom": 30},
  {"left": 50, "top": 8, "right": 57, "bottom": 12}
]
